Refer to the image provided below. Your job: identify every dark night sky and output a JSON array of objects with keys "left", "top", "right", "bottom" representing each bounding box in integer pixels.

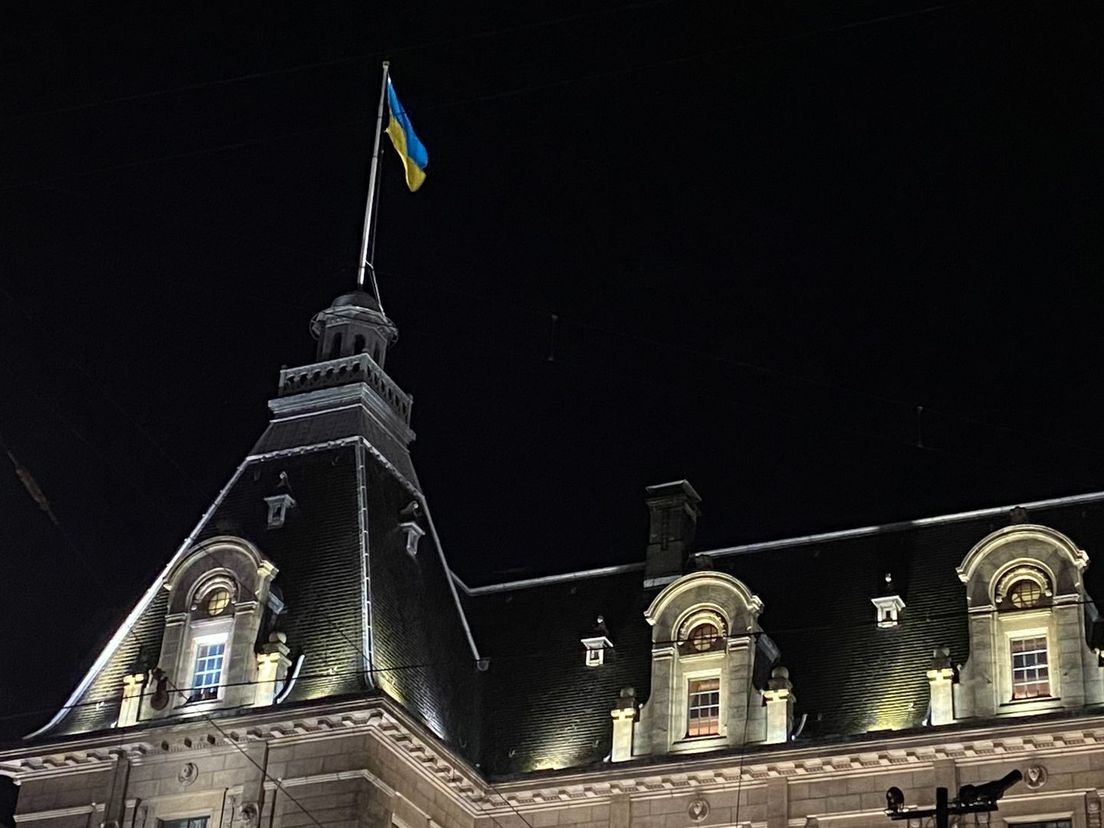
[{"left": 1, "top": 0, "right": 1103, "bottom": 738}]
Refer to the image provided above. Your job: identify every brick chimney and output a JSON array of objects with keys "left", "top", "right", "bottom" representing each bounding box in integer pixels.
[{"left": 644, "top": 480, "right": 702, "bottom": 582}]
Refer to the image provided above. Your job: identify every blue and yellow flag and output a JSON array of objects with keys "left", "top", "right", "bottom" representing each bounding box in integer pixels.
[{"left": 385, "top": 79, "right": 428, "bottom": 192}]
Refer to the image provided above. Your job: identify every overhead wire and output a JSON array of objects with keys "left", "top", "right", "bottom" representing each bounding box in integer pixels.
[
  {"left": 4, "top": 591, "right": 1103, "bottom": 728},
  {"left": 5, "top": 0, "right": 697, "bottom": 124},
  {"left": 13, "top": 165, "right": 1102, "bottom": 472},
  {"left": 0, "top": 0, "right": 979, "bottom": 192}
]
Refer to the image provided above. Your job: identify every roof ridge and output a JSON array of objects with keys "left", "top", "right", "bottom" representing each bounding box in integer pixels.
[{"left": 456, "top": 489, "right": 1104, "bottom": 595}]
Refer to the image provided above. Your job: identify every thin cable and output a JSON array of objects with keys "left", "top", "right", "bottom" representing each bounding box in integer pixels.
[
  {"left": 1, "top": 0, "right": 978, "bottom": 191},
  {"left": 5, "top": 594, "right": 1102, "bottom": 727},
  {"left": 428, "top": 1, "right": 976, "bottom": 112},
  {"left": 6, "top": 0, "right": 692, "bottom": 124},
  {"left": 16, "top": 171, "right": 1103, "bottom": 467}
]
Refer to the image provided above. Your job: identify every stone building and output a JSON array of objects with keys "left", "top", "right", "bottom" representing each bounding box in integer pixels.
[{"left": 5, "top": 292, "right": 1104, "bottom": 828}]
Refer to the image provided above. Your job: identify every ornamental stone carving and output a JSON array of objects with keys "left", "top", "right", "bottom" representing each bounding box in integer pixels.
[
  {"left": 688, "top": 798, "right": 710, "bottom": 822},
  {"left": 177, "top": 761, "right": 198, "bottom": 786},
  {"left": 1024, "top": 764, "right": 1048, "bottom": 789}
]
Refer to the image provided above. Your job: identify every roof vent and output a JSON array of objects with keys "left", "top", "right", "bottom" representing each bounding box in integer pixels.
[
  {"left": 581, "top": 615, "right": 613, "bottom": 667},
  {"left": 264, "top": 493, "right": 296, "bottom": 529},
  {"left": 871, "top": 573, "right": 905, "bottom": 628},
  {"left": 399, "top": 520, "right": 425, "bottom": 557}
]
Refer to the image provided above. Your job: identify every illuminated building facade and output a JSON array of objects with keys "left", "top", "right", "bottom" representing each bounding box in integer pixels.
[{"left": 5, "top": 293, "right": 1104, "bottom": 828}]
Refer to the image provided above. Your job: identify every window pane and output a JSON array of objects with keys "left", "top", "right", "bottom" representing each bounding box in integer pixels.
[
  {"left": 1011, "top": 636, "right": 1049, "bottom": 700},
  {"left": 192, "top": 641, "right": 226, "bottom": 700},
  {"left": 162, "top": 818, "right": 210, "bottom": 828},
  {"left": 688, "top": 624, "right": 719, "bottom": 652},
  {"left": 687, "top": 677, "right": 721, "bottom": 737}
]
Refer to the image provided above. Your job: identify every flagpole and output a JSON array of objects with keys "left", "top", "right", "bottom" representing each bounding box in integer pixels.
[{"left": 356, "top": 60, "right": 390, "bottom": 315}]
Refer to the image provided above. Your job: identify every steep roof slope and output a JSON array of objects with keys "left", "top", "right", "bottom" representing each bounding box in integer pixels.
[{"left": 463, "top": 494, "right": 1104, "bottom": 776}]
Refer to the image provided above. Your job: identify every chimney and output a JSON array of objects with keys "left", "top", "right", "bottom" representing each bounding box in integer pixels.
[{"left": 644, "top": 480, "right": 702, "bottom": 582}]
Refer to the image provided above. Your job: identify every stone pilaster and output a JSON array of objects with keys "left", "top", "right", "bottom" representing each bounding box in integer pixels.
[
  {"left": 763, "top": 666, "right": 794, "bottom": 744},
  {"left": 610, "top": 688, "right": 637, "bottom": 762},
  {"left": 117, "top": 673, "right": 146, "bottom": 728},
  {"left": 254, "top": 633, "right": 292, "bottom": 707}
]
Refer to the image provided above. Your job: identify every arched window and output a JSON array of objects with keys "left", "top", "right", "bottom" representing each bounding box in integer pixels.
[
  {"left": 328, "top": 333, "right": 343, "bottom": 359},
  {"left": 353, "top": 334, "right": 366, "bottom": 353},
  {"left": 955, "top": 525, "right": 1096, "bottom": 720},
  {"left": 687, "top": 622, "right": 720, "bottom": 652},
  {"left": 185, "top": 577, "right": 238, "bottom": 703},
  {"left": 1008, "top": 579, "right": 1044, "bottom": 609}
]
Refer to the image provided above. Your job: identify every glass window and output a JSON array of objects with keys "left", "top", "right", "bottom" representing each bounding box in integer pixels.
[
  {"left": 205, "top": 588, "right": 230, "bottom": 617},
  {"left": 1011, "top": 636, "right": 1049, "bottom": 699},
  {"left": 192, "top": 639, "right": 226, "bottom": 700},
  {"left": 687, "top": 677, "right": 720, "bottom": 737},
  {"left": 1010, "top": 821, "right": 1071, "bottom": 828},
  {"left": 162, "top": 819, "right": 209, "bottom": 828},
  {"left": 1008, "top": 579, "right": 1043, "bottom": 609},
  {"left": 688, "top": 623, "right": 720, "bottom": 652}
]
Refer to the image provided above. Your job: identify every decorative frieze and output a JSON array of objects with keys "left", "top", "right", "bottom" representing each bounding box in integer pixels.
[{"left": 9, "top": 701, "right": 1104, "bottom": 820}]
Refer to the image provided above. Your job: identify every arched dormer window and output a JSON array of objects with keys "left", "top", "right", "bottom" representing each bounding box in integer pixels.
[
  {"left": 624, "top": 571, "right": 785, "bottom": 759},
  {"left": 183, "top": 575, "right": 239, "bottom": 702},
  {"left": 115, "top": 537, "right": 284, "bottom": 725},
  {"left": 953, "top": 524, "right": 1103, "bottom": 720}
]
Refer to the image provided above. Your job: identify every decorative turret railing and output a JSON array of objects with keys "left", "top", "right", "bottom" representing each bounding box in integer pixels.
[{"left": 278, "top": 352, "right": 412, "bottom": 424}]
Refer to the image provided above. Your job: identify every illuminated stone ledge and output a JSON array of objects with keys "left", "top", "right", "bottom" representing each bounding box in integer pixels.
[{"left": 9, "top": 699, "right": 1104, "bottom": 821}]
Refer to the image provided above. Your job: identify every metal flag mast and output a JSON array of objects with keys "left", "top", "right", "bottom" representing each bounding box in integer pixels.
[{"left": 356, "top": 60, "right": 390, "bottom": 316}]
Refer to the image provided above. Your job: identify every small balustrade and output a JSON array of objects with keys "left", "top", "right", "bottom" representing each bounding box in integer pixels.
[{"left": 278, "top": 353, "right": 412, "bottom": 424}]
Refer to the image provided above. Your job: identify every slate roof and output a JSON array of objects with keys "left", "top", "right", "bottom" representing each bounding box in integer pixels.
[
  {"left": 463, "top": 494, "right": 1104, "bottom": 776},
  {"left": 27, "top": 298, "right": 1104, "bottom": 781},
  {"left": 37, "top": 393, "right": 478, "bottom": 759}
]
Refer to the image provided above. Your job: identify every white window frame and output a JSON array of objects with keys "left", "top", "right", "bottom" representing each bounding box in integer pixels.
[
  {"left": 176, "top": 613, "right": 233, "bottom": 708},
  {"left": 190, "top": 632, "right": 229, "bottom": 702},
  {"left": 686, "top": 674, "right": 722, "bottom": 738},
  {"left": 996, "top": 612, "right": 1059, "bottom": 710},
  {"left": 1010, "top": 634, "right": 1050, "bottom": 700}
]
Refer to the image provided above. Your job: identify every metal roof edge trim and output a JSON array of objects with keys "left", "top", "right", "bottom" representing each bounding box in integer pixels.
[
  {"left": 455, "top": 489, "right": 1104, "bottom": 596},
  {"left": 705, "top": 489, "right": 1104, "bottom": 560},
  {"left": 455, "top": 562, "right": 646, "bottom": 595}
]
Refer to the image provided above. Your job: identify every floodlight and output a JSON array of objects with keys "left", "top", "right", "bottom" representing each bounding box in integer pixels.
[
  {"left": 957, "top": 770, "right": 1023, "bottom": 806},
  {"left": 886, "top": 787, "right": 905, "bottom": 813}
]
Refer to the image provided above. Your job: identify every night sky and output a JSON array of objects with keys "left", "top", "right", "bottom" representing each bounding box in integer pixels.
[{"left": 2, "top": 1, "right": 1102, "bottom": 739}]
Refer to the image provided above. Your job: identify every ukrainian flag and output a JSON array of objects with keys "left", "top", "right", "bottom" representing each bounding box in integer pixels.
[{"left": 385, "top": 79, "right": 428, "bottom": 192}]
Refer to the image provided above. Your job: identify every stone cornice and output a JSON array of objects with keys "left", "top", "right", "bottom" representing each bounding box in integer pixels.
[{"left": 8, "top": 701, "right": 1104, "bottom": 818}]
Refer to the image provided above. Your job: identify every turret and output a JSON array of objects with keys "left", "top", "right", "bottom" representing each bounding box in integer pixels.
[{"left": 310, "top": 289, "right": 398, "bottom": 367}]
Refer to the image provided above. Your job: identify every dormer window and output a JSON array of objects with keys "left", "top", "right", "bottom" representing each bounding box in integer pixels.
[
  {"left": 182, "top": 578, "right": 237, "bottom": 704},
  {"left": 634, "top": 571, "right": 773, "bottom": 759},
  {"left": 955, "top": 524, "right": 1095, "bottom": 720}
]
